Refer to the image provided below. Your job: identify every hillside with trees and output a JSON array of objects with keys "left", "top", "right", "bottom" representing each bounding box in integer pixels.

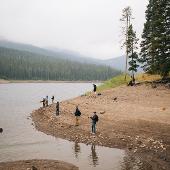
[{"left": 0, "top": 47, "right": 120, "bottom": 81}]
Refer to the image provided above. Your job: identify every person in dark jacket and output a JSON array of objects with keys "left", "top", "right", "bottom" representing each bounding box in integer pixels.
[
  {"left": 56, "top": 101, "right": 59, "bottom": 116},
  {"left": 74, "top": 106, "right": 81, "bottom": 126},
  {"left": 90, "top": 112, "right": 98, "bottom": 134},
  {"left": 93, "top": 84, "right": 97, "bottom": 94}
]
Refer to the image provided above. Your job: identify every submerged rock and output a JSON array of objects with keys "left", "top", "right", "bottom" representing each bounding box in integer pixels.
[{"left": 0, "top": 128, "right": 3, "bottom": 133}]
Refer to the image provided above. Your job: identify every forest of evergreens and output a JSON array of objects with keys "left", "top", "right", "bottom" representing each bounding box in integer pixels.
[
  {"left": 0, "top": 47, "right": 120, "bottom": 81},
  {"left": 120, "top": 1, "right": 169, "bottom": 79},
  {"left": 140, "top": 0, "right": 170, "bottom": 78}
]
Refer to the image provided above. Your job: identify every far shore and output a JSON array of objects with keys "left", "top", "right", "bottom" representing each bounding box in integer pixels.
[{"left": 0, "top": 79, "right": 103, "bottom": 84}]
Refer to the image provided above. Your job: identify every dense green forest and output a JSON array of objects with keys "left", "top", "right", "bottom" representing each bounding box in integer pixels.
[
  {"left": 140, "top": 0, "right": 170, "bottom": 78},
  {"left": 0, "top": 47, "right": 120, "bottom": 81}
]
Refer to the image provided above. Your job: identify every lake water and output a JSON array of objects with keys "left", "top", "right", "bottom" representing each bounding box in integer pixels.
[{"left": 0, "top": 83, "right": 147, "bottom": 170}]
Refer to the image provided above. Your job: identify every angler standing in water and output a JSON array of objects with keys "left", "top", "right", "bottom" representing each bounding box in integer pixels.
[
  {"left": 74, "top": 106, "right": 81, "bottom": 126},
  {"left": 56, "top": 101, "right": 60, "bottom": 116}
]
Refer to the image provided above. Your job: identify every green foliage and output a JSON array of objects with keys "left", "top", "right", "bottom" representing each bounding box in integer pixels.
[
  {"left": 140, "top": 0, "right": 170, "bottom": 78},
  {"left": 0, "top": 47, "right": 121, "bottom": 81},
  {"left": 127, "top": 24, "right": 139, "bottom": 76},
  {"left": 97, "top": 74, "right": 130, "bottom": 91}
]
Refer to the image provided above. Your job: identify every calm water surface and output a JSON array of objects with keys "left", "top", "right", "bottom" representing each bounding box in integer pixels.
[{"left": 0, "top": 83, "right": 146, "bottom": 170}]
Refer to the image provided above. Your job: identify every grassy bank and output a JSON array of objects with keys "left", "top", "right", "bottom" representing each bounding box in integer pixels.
[
  {"left": 97, "top": 74, "right": 130, "bottom": 91},
  {"left": 97, "top": 73, "right": 162, "bottom": 91}
]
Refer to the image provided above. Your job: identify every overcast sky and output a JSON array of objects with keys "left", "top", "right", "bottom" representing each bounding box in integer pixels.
[{"left": 0, "top": 0, "right": 148, "bottom": 59}]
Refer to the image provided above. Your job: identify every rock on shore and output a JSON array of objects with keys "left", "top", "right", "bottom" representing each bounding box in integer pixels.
[{"left": 0, "top": 159, "right": 78, "bottom": 170}]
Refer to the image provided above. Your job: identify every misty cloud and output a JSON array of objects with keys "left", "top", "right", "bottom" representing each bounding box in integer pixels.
[{"left": 0, "top": 0, "right": 148, "bottom": 59}]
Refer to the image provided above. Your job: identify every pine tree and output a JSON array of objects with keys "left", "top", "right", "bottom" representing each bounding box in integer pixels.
[
  {"left": 120, "top": 6, "right": 133, "bottom": 80},
  {"left": 158, "top": 0, "right": 170, "bottom": 78},
  {"left": 127, "top": 24, "right": 139, "bottom": 79},
  {"left": 140, "top": 0, "right": 170, "bottom": 78}
]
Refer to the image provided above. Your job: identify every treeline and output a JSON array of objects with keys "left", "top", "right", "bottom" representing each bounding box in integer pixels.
[
  {"left": 140, "top": 0, "right": 170, "bottom": 78},
  {"left": 0, "top": 47, "right": 120, "bottom": 81},
  {"left": 120, "top": 1, "right": 170, "bottom": 79}
]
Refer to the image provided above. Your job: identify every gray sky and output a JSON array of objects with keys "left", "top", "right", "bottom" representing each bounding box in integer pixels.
[{"left": 0, "top": 0, "right": 148, "bottom": 59}]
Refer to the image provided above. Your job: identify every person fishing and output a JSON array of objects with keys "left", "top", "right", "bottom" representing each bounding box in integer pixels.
[
  {"left": 74, "top": 106, "right": 81, "bottom": 126},
  {"left": 93, "top": 84, "right": 97, "bottom": 94},
  {"left": 90, "top": 112, "right": 99, "bottom": 134},
  {"left": 46, "top": 96, "right": 48, "bottom": 107},
  {"left": 56, "top": 101, "right": 59, "bottom": 116},
  {"left": 51, "top": 96, "right": 54, "bottom": 103},
  {"left": 40, "top": 98, "right": 46, "bottom": 108}
]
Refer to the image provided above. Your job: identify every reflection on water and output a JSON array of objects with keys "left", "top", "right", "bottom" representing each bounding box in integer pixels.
[
  {"left": 89, "top": 144, "right": 99, "bottom": 167},
  {"left": 73, "top": 143, "right": 99, "bottom": 167},
  {"left": 0, "top": 83, "right": 150, "bottom": 170},
  {"left": 74, "top": 142, "right": 81, "bottom": 159}
]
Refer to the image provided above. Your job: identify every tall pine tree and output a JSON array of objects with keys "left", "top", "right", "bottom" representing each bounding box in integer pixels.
[
  {"left": 120, "top": 6, "right": 133, "bottom": 80},
  {"left": 127, "top": 24, "right": 139, "bottom": 79},
  {"left": 140, "top": 0, "right": 170, "bottom": 78}
]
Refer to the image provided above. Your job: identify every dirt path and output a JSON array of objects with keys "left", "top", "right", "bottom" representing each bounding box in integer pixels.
[
  {"left": 31, "top": 84, "right": 170, "bottom": 170},
  {"left": 0, "top": 159, "right": 78, "bottom": 170}
]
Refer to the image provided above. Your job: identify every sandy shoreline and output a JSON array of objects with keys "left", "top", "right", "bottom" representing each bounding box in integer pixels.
[
  {"left": 0, "top": 159, "right": 78, "bottom": 170},
  {"left": 31, "top": 84, "right": 170, "bottom": 170}
]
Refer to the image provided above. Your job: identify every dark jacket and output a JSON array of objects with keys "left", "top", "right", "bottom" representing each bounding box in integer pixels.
[
  {"left": 91, "top": 114, "right": 98, "bottom": 124},
  {"left": 74, "top": 108, "right": 81, "bottom": 116},
  {"left": 93, "top": 84, "right": 97, "bottom": 92}
]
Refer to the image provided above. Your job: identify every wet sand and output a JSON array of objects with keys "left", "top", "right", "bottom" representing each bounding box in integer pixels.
[
  {"left": 31, "top": 84, "right": 170, "bottom": 170},
  {"left": 0, "top": 159, "right": 78, "bottom": 170}
]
